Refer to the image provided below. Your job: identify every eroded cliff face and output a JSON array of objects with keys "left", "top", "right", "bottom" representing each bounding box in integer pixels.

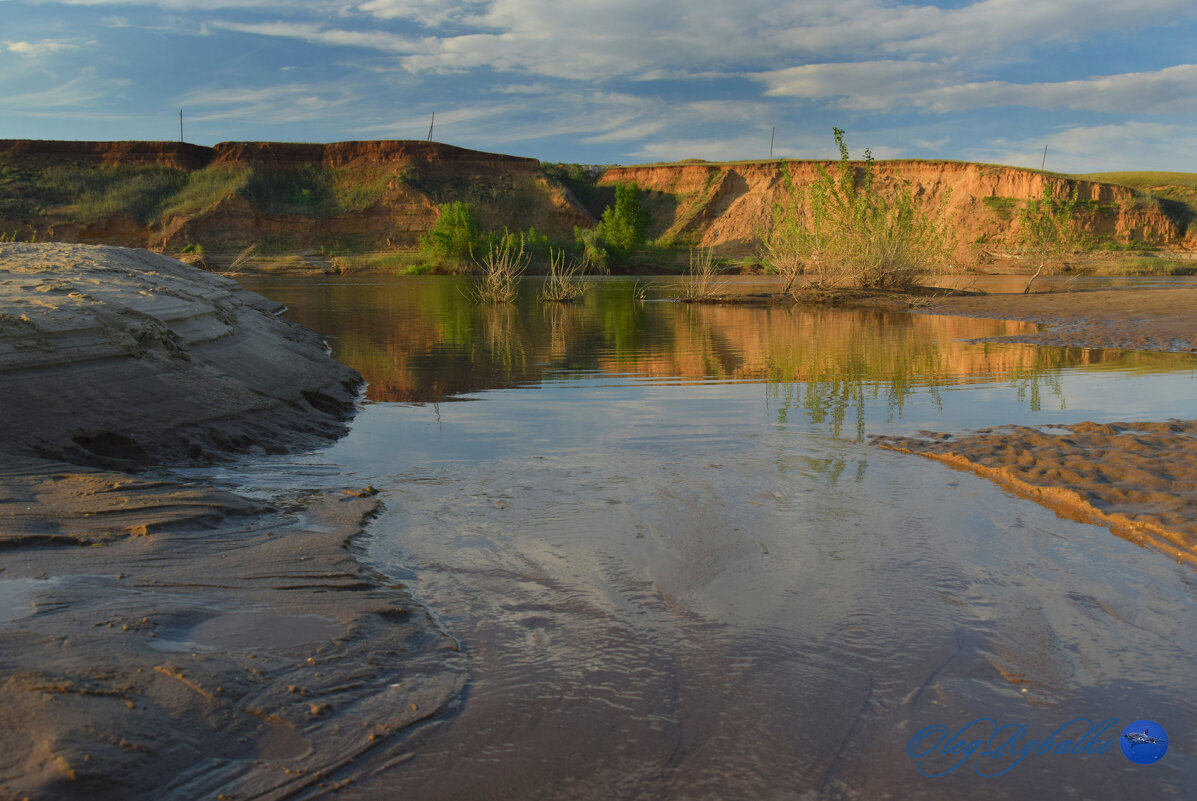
[
  {"left": 2, "top": 141, "right": 1192, "bottom": 260},
  {"left": 598, "top": 160, "right": 1193, "bottom": 255},
  {"left": 0, "top": 140, "right": 594, "bottom": 255}
]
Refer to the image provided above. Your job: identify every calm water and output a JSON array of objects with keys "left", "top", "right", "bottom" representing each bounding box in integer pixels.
[{"left": 226, "top": 275, "right": 1196, "bottom": 799}]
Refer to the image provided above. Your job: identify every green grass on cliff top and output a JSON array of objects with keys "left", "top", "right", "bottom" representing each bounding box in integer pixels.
[{"left": 1077, "top": 171, "right": 1197, "bottom": 191}]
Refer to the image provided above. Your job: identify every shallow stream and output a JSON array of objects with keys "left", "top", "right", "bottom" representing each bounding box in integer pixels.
[{"left": 215, "top": 275, "right": 1196, "bottom": 798}]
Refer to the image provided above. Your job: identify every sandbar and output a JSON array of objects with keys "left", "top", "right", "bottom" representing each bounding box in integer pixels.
[{"left": 874, "top": 285, "right": 1197, "bottom": 566}]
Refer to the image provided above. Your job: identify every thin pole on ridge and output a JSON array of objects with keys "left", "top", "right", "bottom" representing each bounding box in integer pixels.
[{"left": 427, "top": 112, "right": 435, "bottom": 142}]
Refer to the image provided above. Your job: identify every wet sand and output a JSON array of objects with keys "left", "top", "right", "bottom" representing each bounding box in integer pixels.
[
  {"left": 919, "top": 286, "right": 1197, "bottom": 352},
  {"left": 873, "top": 421, "right": 1197, "bottom": 566},
  {"left": 874, "top": 286, "right": 1197, "bottom": 566},
  {"left": 0, "top": 245, "right": 463, "bottom": 800}
]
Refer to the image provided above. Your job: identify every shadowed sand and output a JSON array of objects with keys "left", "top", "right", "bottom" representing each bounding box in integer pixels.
[
  {"left": 874, "top": 286, "right": 1197, "bottom": 566},
  {"left": 0, "top": 245, "right": 463, "bottom": 800}
]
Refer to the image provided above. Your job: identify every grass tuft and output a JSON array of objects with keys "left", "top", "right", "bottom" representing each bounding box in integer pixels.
[
  {"left": 539, "top": 248, "right": 588, "bottom": 303},
  {"left": 678, "top": 248, "right": 728, "bottom": 301},
  {"left": 472, "top": 239, "right": 528, "bottom": 303}
]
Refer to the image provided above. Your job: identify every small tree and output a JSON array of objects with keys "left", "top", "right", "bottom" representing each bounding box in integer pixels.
[
  {"left": 761, "top": 129, "right": 952, "bottom": 292},
  {"left": 1017, "top": 187, "right": 1086, "bottom": 293},
  {"left": 420, "top": 201, "right": 479, "bottom": 262},
  {"left": 596, "top": 182, "right": 651, "bottom": 250}
]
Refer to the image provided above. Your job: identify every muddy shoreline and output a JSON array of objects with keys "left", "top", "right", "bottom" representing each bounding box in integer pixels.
[
  {"left": 3, "top": 253, "right": 1195, "bottom": 796},
  {"left": 917, "top": 285, "right": 1197, "bottom": 352},
  {"left": 0, "top": 245, "right": 464, "bottom": 800},
  {"left": 872, "top": 286, "right": 1197, "bottom": 566}
]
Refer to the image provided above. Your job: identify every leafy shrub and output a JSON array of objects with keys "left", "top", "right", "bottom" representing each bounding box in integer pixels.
[
  {"left": 761, "top": 129, "right": 952, "bottom": 292},
  {"left": 420, "top": 201, "right": 480, "bottom": 262},
  {"left": 596, "top": 182, "right": 651, "bottom": 251},
  {"left": 1017, "top": 187, "right": 1088, "bottom": 293}
]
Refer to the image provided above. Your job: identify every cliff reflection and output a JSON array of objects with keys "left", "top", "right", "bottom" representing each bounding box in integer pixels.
[{"left": 246, "top": 277, "right": 1175, "bottom": 426}]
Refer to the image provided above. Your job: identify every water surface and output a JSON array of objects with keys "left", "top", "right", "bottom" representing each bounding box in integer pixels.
[{"left": 229, "top": 275, "right": 1196, "bottom": 798}]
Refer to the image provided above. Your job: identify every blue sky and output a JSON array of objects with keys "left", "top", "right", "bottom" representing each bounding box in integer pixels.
[{"left": 2, "top": 0, "right": 1196, "bottom": 172}]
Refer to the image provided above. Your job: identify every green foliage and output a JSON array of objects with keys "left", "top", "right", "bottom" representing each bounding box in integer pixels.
[
  {"left": 1017, "top": 187, "right": 1088, "bottom": 292},
  {"left": 482, "top": 226, "right": 553, "bottom": 265},
  {"left": 34, "top": 165, "right": 188, "bottom": 223},
  {"left": 981, "top": 195, "right": 1018, "bottom": 221},
  {"left": 596, "top": 182, "right": 651, "bottom": 251},
  {"left": 574, "top": 227, "right": 609, "bottom": 273},
  {"left": 241, "top": 164, "right": 391, "bottom": 217},
  {"left": 420, "top": 201, "right": 480, "bottom": 262},
  {"left": 158, "top": 165, "right": 249, "bottom": 218},
  {"left": 542, "top": 162, "right": 604, "bottom": 209},
  {"left": 761, "top": 128, "right": 952, "bottom": 292}
]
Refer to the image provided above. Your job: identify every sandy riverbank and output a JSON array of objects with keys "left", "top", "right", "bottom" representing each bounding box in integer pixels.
[
  {"left": 872, "top": 286, "right": 1197, "bottom": 566},
  {"left": 0, "top": 245, "right": 463, "bottom": 800},
  {"left": 919, "top": 286, "right": 1197, "bottom": 352}
]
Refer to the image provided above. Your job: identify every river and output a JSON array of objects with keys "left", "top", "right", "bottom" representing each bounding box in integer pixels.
[{"left": 213, "top": 275, "right": 1196, "bottom": 799}]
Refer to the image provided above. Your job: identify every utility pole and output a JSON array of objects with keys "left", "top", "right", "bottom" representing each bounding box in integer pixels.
[
  {"left": 426, "top": 112, "right": 435, "bottom": 142},
  {"left": 770, "top": 127, "right": 775, "bottom": 160},
  {"left": 179, "top": 109, "right": 184, "bottom": 143},
  {"left": 1041, "top": 144, "right": 1048, "bottom": 171}
]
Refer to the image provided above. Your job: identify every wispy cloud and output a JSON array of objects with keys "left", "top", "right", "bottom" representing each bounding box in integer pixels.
[
  {"left": 758, "top": 62, "right": 1197, "bottom": 115},
  {"left": 2, "top": 39, "right": 78, "bottom": 55},
  {"left": 970, "top": 121, "right": 1197, "bottom": 173},
  {"left": 0, "top": 68, "right": 108, "bottom": 108},
  {"left": 178, "top": 82, "right": 361, "bottom": 123},
  {"left": 209, "top": 20, "right": 425, "bottom": 53}
]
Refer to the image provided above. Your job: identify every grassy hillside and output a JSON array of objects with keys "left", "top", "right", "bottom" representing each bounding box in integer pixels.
[
  {"left": 1076, "top": 171, "right": 1197, "bottom": 233},
  {"left": 0, "top": 157, "right": 398, "bottom": 225}
]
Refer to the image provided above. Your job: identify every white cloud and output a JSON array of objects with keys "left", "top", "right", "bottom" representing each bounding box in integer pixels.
[
  {"left": 3, "top": 39, "right": 77, "bottom": 55},
  {"left": 970, "top": 122, "right": 1197, "bottom": 173},
  {"left": 356, "top": 0, "right": 479, "bottom": 25},
  {"left": 758, "top": 62, "right": 1197, "bottom": 115},
  {"left": 210, "top": 20, "right": 424, "bottom": 53},
  {"left": 777, "top": 0, "right": 1196, "bottom": 57},
  {"left": 0, "top": 68, "right": 107, "bottom": 108},
  {"left": 758, "top": 61, "right": 952, "bottom": 108},
  {"left": 177, "top": 82, "right": 360, "bottom": 123},
  {"left": 913, "top": 136, "right": 950, "bottom": 152}
]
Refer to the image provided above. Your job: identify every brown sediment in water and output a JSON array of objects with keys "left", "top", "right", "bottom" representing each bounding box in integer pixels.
[
  {"left": 874, "top": 421, "right": 1197, "bottom": 567},
  {"left": 915, "top": 286, "right": 1197, "bottom": 352},
  {"left": 0, "top": 244, "right": 464, "bottom": 800},
  {"left": 868, "top": 285, "right": 1197, "bottom": 566}
]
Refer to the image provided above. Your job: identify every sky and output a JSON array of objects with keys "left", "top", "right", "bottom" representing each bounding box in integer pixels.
[{"left": 1, "top": 0, "right": 1196, "bottom": 172}]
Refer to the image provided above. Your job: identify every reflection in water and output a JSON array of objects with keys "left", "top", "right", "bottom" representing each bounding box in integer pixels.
[
  {"left": 246, "top": 276, "right": 1169, "bottom": 415},
  {"left": 232, "top": 276, "right": 1197, "bottom": 800}
]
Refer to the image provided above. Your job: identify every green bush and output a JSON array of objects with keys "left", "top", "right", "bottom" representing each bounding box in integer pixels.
[
  {"left": 1017, "top": 187, "right": 1088, "bottom": 293},
  {"left": 574, "top": 227, "right": 609, "bottom": 273},
  {"left": 420, "top": 201, "right": 480, "bottom": 262},
  {"left": 761, "top": 128, "right": 952, "bottom": 292},
  {"left": 596, "top": 182, "right": 651, "bottom": 251}
]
